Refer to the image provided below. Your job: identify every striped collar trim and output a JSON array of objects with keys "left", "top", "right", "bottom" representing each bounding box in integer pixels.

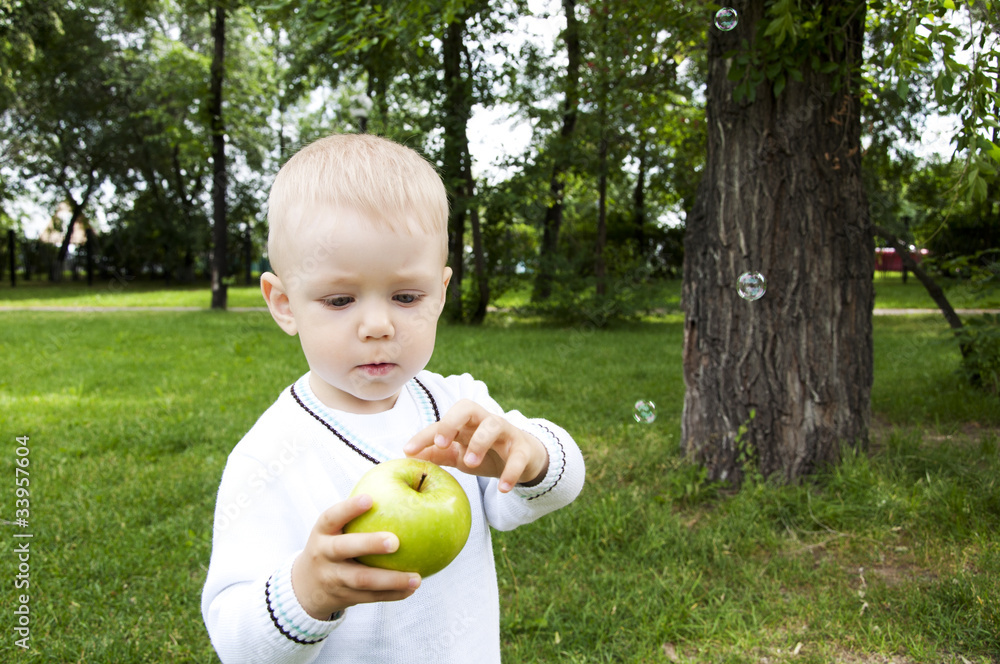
[{"left": 289, "top": 373, "right": 440, "bottom": 465}]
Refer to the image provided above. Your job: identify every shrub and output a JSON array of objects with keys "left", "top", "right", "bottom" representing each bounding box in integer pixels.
[{"left": 955, "top": 314, "right": 1000, "bottom": 396}]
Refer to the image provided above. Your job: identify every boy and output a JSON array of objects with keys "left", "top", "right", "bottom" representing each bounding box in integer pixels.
[{"left": 201, "top": 134, "right": 586, "bottom": 663}]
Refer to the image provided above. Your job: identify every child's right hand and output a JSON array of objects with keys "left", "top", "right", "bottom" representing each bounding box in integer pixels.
[{"left": 291, "top": 494, "right": 422, "bottom": 620}]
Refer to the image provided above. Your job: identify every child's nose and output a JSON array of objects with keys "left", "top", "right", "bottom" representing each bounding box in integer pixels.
[{"left": 358, "top": 304, "right": 394, "bottom": 340}]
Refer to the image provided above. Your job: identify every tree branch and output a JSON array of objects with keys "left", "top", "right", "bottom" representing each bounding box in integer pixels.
[{"left": 872, "top": 225, "right": 968, "bottom": 354}]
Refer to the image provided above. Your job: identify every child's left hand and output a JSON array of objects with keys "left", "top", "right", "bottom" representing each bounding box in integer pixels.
[{"left": 403, "top": 399, "right": 549, "bottom": 493}]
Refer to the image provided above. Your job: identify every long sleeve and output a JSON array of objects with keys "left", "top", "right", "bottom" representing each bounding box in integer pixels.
[
  {"left": 416, "top": 372, "right": 586, "bottom": 532},
  {"left": 201, "top": 442, "right": 346, "bottom": 664},
  {"left": 484, "top": 410, "right": 586, "bottom": 531}
]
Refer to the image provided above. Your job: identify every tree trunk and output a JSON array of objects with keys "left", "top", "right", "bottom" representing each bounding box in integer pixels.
[
  {"left": 467, "top": 169, "right": 489, "bottom": 324},
  {"left": 85, "top": 227, "right": 95, "bottom": 286},
  {"left": 632, "top": 144, "right": 647, "bottom": 252},
  {"left": 6, "top": 229, "right": 14, "bottom": 287},
  {"left": 244, "top": 224, "right": 253, "bottom": 285},
  {"left": 52, "top": 177, "right": 95, "bottom": 282},
  {"left": 595, "top": 133, "right": 608, "bottom": 298},
  {"left": 533, "top": 0, "right": 580, "bottom": 302},
  {"left": 682, "top": 0, "right": 874, "bottom": 486},
  {"left": 441, "top": 16, "right": 467, "bottom": 322},
  {"left": 209, "top": 3, "right": 228, "bottom": 311}
]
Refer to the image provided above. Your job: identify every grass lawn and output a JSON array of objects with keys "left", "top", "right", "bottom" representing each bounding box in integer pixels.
[
  {"left": 872, "top": 272, "right": 1000, "bottom": 310},
  {"left": 0, "top": 278, "right": 267, "bottom": 308},
  {"left": 1, "top": 305, "right": 998, "bottom": 662}
]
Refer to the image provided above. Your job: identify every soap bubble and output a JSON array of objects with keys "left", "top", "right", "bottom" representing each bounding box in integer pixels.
[
  {"left": 633, "top": 400, "right": 657, "bottom": 424},
  {"left": 737, "top": 271, "right": 767, "bottom": 301},
  {"left": 714, "top": 7, "right": 738, "bottom": 31}
]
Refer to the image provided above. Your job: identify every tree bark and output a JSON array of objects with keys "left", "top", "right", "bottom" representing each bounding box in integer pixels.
[
  {"left": 632, "top": 143, "right": 647, "bottom": 252},
  {"left": 85, "top": 227, "right": 95, "bottom": 286},
  {"left": 441, "top": 16, "right": 468, "bottom": 322},
  {"left": 52, "top": 174, "right": 97, "bottom": 282},
  {"left": 682, "top": 0, "right": 874, "bottom": 486},
  {"left": 244, "top": 224, "right": 253, "bottom": 285},
  {"left": 7, "top": 229, "right": 15, "bottom": 287},
  {"left": 595, "top": 133, "right": 608, "bottom": 297},
  {"left": 209, "top": 3, "right": 228, "bottom": 310},
  {"left": 468, "top": 169, "right": 489, "bottom": 324},
  {"left": 533, "top": 0, "right": 580, "bottom": 302}
]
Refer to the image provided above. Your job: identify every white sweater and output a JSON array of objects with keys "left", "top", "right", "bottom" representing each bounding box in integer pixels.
[{"left": 202, "top": 370, "right": 586, "bottom": 664}]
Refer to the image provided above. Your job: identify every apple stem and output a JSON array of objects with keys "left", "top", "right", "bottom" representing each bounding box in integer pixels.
[{"left": 415, "top": 472, "right": 428, "bottom": 492}]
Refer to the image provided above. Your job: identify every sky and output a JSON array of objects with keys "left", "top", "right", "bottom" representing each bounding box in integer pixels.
[{"left": 465, "top": 0, "right": 560, "bottom": 183}]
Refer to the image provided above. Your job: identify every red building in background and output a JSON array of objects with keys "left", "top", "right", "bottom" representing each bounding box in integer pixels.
[{"left": 875, "top": 246, "right": 929, "bottom": 272}]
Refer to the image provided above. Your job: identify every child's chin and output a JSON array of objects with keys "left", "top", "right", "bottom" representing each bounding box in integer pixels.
[{"left": 348, "top": 380, "right": 408, "bottom": 406}]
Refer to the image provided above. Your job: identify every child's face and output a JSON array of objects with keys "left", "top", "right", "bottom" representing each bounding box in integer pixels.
[{"left": 264, "top": 205, "right": 451, "bottom": 414}]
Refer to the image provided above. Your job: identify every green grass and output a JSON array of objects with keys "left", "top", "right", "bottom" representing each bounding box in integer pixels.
[
  {"left": 0, "top": 278, "right": 266, "bottom": 308},
  {"left": 1, "top": 305, "right": 998, "bottom": 662},
  {"left": 873, "top": 272, "right": 1000, "bottom": 310}
]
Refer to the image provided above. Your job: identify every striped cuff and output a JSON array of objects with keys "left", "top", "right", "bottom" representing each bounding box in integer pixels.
[
  {"left": 265, "top": 557, "right": 345, "bottom": 646},
  {"left": 511, "top": 419, "right": 567, "bottom": 501}
]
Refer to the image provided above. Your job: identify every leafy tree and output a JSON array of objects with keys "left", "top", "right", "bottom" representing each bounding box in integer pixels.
[
  {"left": 101, "top": 15, "right": 213, "bottom": 281},
  {"left": 9, "top": 1, "right": 139, "bottom": 280},
  {"left": 208, "top": 1, "right": 228, "bottom": 308},
  {"left": 0, "top": 0, "right": 63, "bottom": 225},
  {"left": 683, "top": 0, "right": 999, "bottom": 486},
  {"left": 683, "top": 0, "right": 874, "bottom": 485},
  {"left": 904, "top": 157, "right": 998, "bottom": 273},
  {"left": 53, "top": 1, "right": 273, "bottom": 285},
  {"left": 511, "top": 0, "right": 705, "bottom": 321},
  {"left": 266, "top": 0, "right": 511, "bottom": 323},
  {"left": 532, "top": 0, "right": 581, "bottom": 303}
]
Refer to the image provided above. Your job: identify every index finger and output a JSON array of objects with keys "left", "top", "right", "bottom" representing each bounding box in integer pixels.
[
  {"left": 402, "top": 420, "right": 441, "bottom": 457},
  {"left": 403, "top": 399, "right": 485, "bottom": 455}
]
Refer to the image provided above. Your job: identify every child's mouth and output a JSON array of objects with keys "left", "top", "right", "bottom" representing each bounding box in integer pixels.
[{"left": 359, "top": 363, "right": 395, "bottom": 376}]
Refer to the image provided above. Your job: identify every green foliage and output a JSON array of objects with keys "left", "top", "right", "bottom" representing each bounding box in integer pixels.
[
  {"left": 954, "top": 314, "right": 1000, "bottom": 396},
  {"left": 727, "top": 0, "right": 862, "bottom": 103},
  {"left": 869, "top": 0, "right": 1000, "bottom": 204},
  {"left": 658, "top": 461, "right": 724, "bottom": 508},
  {"left": 0, "top": 0, "right": 63, "bottom": 104},
  {"left": 726, "top": 0, "right": 998, "bottom": 207},
  {"left": 518, "top": 255, "right": 665, "bottom": 326}
]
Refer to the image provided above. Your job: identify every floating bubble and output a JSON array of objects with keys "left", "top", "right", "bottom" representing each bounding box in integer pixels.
[
  {"left": 714, "top": 7, "right": 739, "bottom": 31},
  {"left": 633, "top": 400, "right": 657, "bottom": 424},
  {"left": 737, "top": 271, "right": 767, "bottom": 301}
]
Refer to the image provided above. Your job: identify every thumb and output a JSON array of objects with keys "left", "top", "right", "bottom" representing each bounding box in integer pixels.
[{"left": 316, "top": 493, "right": 374, "bottom": 535}]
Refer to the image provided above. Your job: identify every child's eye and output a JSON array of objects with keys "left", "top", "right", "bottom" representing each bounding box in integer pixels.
[
  {"left": 323, "top": 296, "right": 354, "bottom": 308},
  {"left": 394, "top": 293, "right": 422, "bottom": 305}
]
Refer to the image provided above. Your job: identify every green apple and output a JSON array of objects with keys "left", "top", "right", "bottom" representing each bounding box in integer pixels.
[{"left": 343, "top": 458, "right": 472, "bottom": 577}]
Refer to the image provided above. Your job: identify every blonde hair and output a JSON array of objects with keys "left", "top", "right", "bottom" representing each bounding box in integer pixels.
[{"left": 266, "top": 133, "right": 449, "bottom": 276}]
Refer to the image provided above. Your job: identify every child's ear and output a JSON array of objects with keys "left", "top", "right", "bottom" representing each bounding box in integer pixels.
[
  {"left": 439, "top": 266, "right": 453, "bottom": 309},
  {"left": 260, "top": 272, "right": 298, "bottom": 336}
]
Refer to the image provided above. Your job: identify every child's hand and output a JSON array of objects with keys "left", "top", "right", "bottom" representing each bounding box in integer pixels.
[
  {"left": 403, "top": 399, "right": 549, "bottom": 493},
  {"left": 291, "top": 494, "right": 421, "bottom": 620}
]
